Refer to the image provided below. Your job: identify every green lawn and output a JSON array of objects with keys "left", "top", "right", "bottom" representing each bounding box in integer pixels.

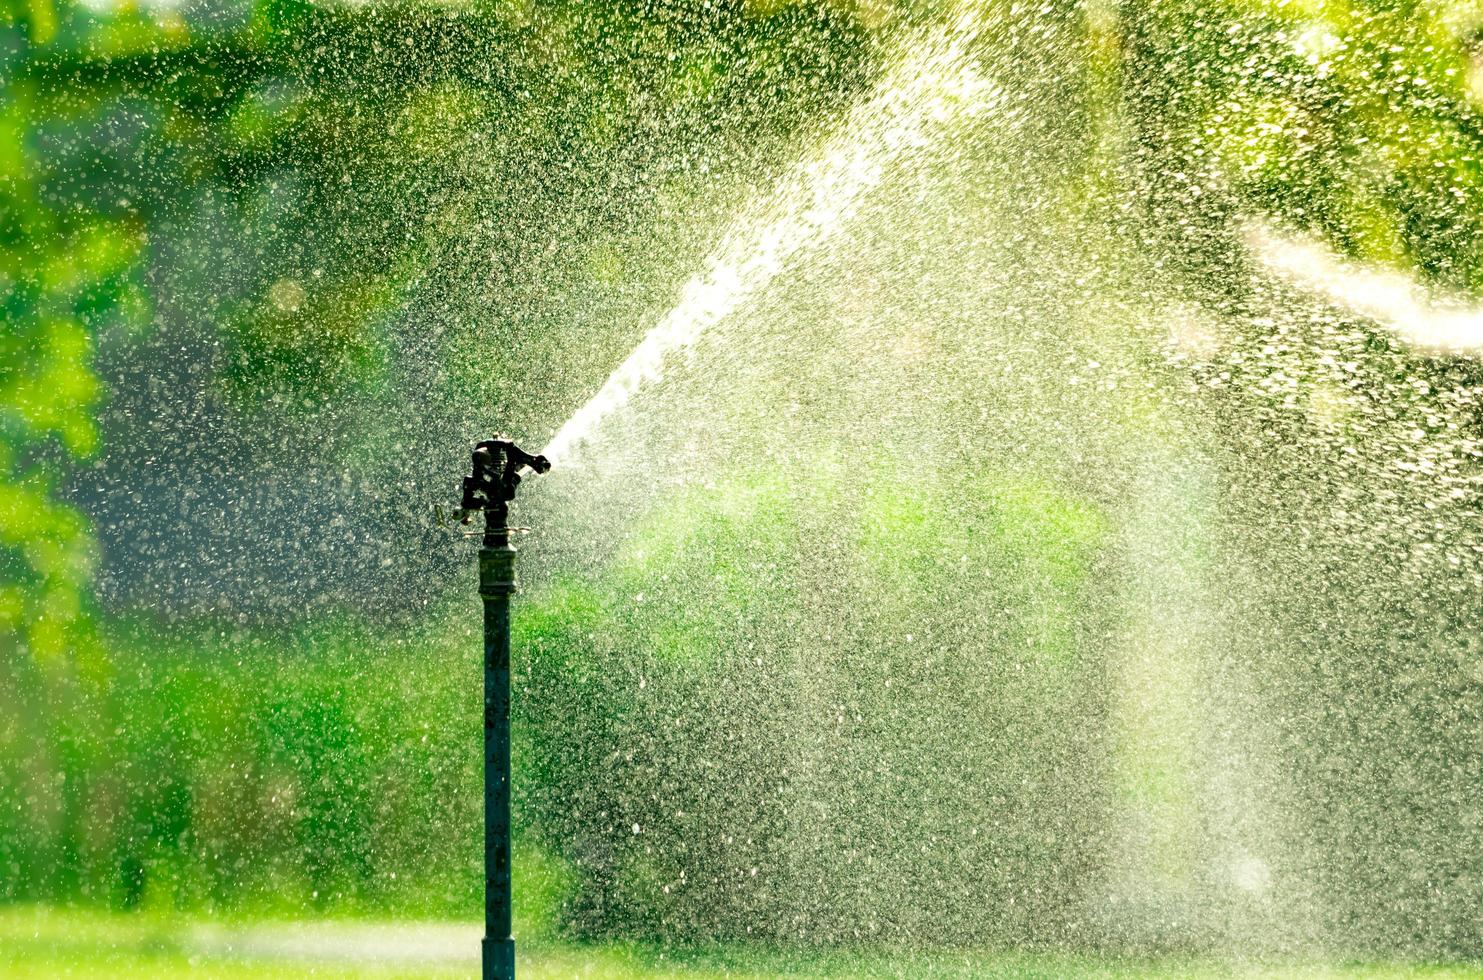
[{"left": 1, "top": 908, "right": 1478, "bottom": 979}]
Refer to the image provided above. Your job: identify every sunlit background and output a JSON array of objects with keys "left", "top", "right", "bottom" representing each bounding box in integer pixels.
[{"left": 3, "top": 0, "right": 1480, "bottom": 975}]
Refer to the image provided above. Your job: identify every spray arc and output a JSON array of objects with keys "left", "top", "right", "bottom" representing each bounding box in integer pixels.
[{"left": 459, "top": 437, "right": 550, "bottom": 980}]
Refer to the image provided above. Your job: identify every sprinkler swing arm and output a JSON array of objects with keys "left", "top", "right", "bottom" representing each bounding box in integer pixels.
[{"left": 458, "top": 436, "right": 549, "bottom": 980}]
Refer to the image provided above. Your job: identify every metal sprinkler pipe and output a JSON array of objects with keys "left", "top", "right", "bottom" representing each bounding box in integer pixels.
[{"left": 459, "top": 437, "right": 550, "bottom": 980}]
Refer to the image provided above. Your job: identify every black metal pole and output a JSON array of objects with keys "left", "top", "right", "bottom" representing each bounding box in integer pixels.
[
  {"left": 458, "top": 437, "right": 548, "bottom": 980},
  {"left": 481, "top": 506, "right": 516, "bottom": 980}
]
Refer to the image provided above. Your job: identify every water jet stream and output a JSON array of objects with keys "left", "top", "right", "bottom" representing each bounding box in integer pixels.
[
  {"left": 540, "top": 9, "right": 1001, "bottom": 466},
  {"left": 1245, "top": 219, "right": 1483, "bottom": 354}
]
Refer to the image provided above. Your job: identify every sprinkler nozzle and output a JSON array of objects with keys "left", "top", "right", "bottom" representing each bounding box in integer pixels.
[{"left": 460, "top": 437, "right": 550, "bottom": 524}]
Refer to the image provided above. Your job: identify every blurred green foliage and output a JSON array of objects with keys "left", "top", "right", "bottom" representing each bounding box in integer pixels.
[
  {"left": 0, "top": 462, "right": 1115, "bottom": 937},
  {"left": 3, "top": 0, "right": 1483, "bottom": 960},
  {"left": 1, "top": 615, "right": 467, "bottom": 913},
  {"left": 1120, "top": 0, "right": 1483, "bottom": 295},
  {"left": 0, "top": 462, "right": 1112, "bottom": 947}
]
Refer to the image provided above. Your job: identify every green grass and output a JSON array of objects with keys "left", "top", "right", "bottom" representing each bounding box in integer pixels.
[{"left": 1, "top": 907, "right": 1478, "bottom": 979}]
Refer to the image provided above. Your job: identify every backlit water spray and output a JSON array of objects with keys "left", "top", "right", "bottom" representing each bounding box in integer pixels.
[
  {"left": 540, "top": 9, "right": 1001, "bottom": 466},
  {"left": 1245, "top": 219, "right": 1483, "bottom": 355},
  {"left": 507, "top": 1, "right": 1482, "bottom": 950}
]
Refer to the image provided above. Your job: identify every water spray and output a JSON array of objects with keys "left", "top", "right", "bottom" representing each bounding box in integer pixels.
[
  {"left": 457, "top": 437, "right": 550, "bottom": 980},
  {"left": 537, "top": 8, "right": 997, "bottom": 468}
]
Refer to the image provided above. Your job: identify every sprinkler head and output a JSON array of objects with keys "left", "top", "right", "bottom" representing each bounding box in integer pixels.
[{"left": 459, "top": 437, "right": 550, "bottom": 524}]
